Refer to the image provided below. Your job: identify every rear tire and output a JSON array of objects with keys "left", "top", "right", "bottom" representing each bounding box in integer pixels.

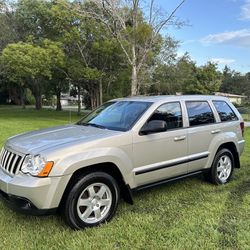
[
  {"left": 62, "top": 172, "right": 120, "bottom": 230},
  {"left": 204, "top": 148, "right": 234, "bottom": 185}
]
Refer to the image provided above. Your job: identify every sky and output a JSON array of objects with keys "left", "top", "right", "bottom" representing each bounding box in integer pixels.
[{"left": 156, "top": 0, "right": 250, "bottom": 73}]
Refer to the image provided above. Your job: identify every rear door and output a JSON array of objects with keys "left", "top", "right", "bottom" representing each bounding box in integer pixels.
[{"left": 185, "top": 100, "right": 219, "bottom": 173}]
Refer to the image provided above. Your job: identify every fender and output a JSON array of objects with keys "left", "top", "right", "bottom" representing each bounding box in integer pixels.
[
  {"left": 205, "top": 131, "right": 239, "bottom": 169},
  {"left": 49, "top": 147, "right": 136, "bottom": 188}
]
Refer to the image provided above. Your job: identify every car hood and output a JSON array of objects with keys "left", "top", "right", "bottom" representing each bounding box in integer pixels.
[{"left": 5, "top": 124, "right": 121, "bottom": 155}]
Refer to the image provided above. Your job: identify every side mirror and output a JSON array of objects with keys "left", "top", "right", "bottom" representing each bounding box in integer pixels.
[{"left": 140, "top": 120, "right": 167, "bottom": 135}]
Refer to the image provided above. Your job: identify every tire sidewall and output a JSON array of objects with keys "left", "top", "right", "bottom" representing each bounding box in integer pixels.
[
  {"left": 212, "top": 149, "right": 234, "bottom": 184},
  {"left": 65, "top": 172, "right": 119, "bottom": 229}
]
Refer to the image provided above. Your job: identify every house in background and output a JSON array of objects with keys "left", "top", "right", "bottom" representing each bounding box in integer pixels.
[
  {"left": 214, "top": 92, "right": 247, "bottom": 105},
  {"left": 176, "top": 91, "right": 247, "bottom": 105},
  {"left": 60, "top": 94, "right": 82, "bottom": 106}
]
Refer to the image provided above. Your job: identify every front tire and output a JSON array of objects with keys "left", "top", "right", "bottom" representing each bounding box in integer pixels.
[
  {"left": 62, "top": 172, "right": 120, "bottom": 229},
  {"left": 204, "top": 148, "right": 234, "bottom": 185}
]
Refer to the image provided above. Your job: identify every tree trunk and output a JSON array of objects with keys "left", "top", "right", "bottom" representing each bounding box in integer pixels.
[
  {"left": 99, "top": 79, "right": 103, "bottom": 105},
  {"left": 131, "top": 64, "right": 137, "bottom": 96},
  {"left": 91, "top": 89, "right": 94, "bottom": 110},
  {"left": 131, "top": 44, "right": 138, "bottom": 96},
  {"left": 31, "top": 80, "right": 42, "bottom": 110},
  {"left": 20, "top": 87, "right": 26, "bottom": 109},
  {"left": 90, "top": 87, "right": 98, "bottom": 110},
  {"left": 90, "top": 88, "right": 94, "bottom": 110},
  {"left": 77, "top": 84, "right": 81, "bottom": 116},
  {"left": 56, "top": 90, "right": 62, "bottom": 111},
  {"left": 35, "top": 92, "right": 42, "bottom": 110}
]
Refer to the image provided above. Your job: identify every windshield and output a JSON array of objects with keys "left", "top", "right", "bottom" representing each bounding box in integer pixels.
[{"left": 77, "top": 101, "right": 152, "bottom": 131}]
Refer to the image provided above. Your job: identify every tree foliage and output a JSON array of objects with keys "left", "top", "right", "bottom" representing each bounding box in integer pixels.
[
  {"left": 2, "top": 40, "right": 64, "bottom": 80},
  {"left": 1, "top": 39, "right": 65, "bottom": 109},
  {"left": 75, "top": 0, "right": 186, "bottom": 95},
  {"left": 0, "top": 0, "right": 249, "bottom": 111},
  {"left": 184, "top": 62, "right": 222, "bottom": 94}
]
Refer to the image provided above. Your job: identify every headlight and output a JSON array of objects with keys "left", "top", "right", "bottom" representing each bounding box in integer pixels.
[{"left": 21, "top": 154, "right": 54, "bottom": 177}]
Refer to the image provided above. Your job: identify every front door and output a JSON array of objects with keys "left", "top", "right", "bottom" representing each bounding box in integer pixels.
[{"left": 132, "top": 102, "right": 188, "bottom": 187}]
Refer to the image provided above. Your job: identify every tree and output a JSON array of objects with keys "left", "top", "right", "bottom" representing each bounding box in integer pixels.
[
  {"left": 14, "top": 0, "right": 54, "bottom": 42},
  {"left": 1, "top": 39, "right": 65, "bottom": 109},
  {"left": 46, "top": 68, "right": 69, "bottom": 111},
  {"left": 10, "top": 0, "right": 128, "bottom": 111},
  {"left": 44, "top": 0, "right": 107, "bottom": 112},
  {"left": 150, "top": 51, "right": 196, "bottom": 95},
  {"left": 0, "top": 1, "right": 20, "bottom": 51},
  {"left": 73, "top": 0, "right": 186, "bottom": 96},
  {"left": 244, "top": 72, "right": 250, "bottom": 98},
  {"left": 184, "top": 62, "right": 222, "bottom": 94},
  {"left": 220, "top": 66, "right": 249, "bottom": 96},
  {"left": 0, "top": 1, "right": 24, "bottom": 105}
]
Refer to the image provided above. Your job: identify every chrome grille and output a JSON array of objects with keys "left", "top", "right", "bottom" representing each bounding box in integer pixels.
[{"left": 0, "top": 148, "right": 24, "bottom": 175}]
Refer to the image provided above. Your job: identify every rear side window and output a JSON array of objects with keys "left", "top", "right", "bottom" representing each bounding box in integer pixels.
[
  {"left": 213, "top": 101, "right": 238, "bottom": 122},
  {"left": 186, "top": 101, "right": 215, "bottom": 126},
  {"left": 149, "top": 102, "right": 183, "bottom": 130}
]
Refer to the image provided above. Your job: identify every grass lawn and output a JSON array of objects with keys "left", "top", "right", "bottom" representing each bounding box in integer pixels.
[
  {"left": 0, "top": 106, "right": 250, "bottom": 250},
  {"left": 242, "top": 113, "right": 250, "bottom": 121}
]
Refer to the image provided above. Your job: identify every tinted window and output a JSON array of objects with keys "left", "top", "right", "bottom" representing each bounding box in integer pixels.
[
  {"left": 186, "top": 101, "right": 215, "bottom": 126},
  {"left": 78, "top": 101, "right": 152, "bottom": 131},
  {"left": 148, "top": 102, "right": 183, "bottom": 130},
  {"left": 213, "top": 101, "right": 238, "bottom": 122}
]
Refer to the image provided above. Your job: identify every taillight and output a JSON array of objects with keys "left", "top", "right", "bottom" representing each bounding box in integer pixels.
[{"left": 240, "top": 122, "right": 244, "bottom": 137}]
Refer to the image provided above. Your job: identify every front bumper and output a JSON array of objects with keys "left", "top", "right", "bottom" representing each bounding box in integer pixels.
[
  {"left": 0, "top": 189, "right": 56, "bottom": 215},
  {"left": 0, "top": 168, "right": 71, "bottom": 211}
]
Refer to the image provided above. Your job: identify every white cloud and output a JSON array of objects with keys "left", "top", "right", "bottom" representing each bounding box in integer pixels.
[
  {"left": 211, "top": 58, "right": 235, "bottom": 64},
  {"left": 201, "top": 29, "right": 250, "bottom": 48},
  {"left": 240, "top": 0, "right": 250, "bottom": 20}
]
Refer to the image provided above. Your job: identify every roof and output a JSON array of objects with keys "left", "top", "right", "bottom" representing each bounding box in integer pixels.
[{"left": 112, "top": 95, "right": 230, "bottom": 103}]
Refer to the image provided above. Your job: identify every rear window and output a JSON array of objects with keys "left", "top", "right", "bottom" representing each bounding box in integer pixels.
[
  {"left": 186, "top": 101, "right": 215, "bottom": 126},
  {"left": 213, "top": 101, "right": 238, "bottom": 122}
]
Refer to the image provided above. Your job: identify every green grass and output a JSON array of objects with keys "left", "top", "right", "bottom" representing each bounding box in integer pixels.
[
  {"left": 242, "top": 113, "right": 250, "bottom": 121},
  {"left": 0, "top": 106, "right": 250, "bottom": 250}
]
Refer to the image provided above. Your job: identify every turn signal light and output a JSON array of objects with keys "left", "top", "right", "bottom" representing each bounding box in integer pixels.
[{"left": 38, "top": 161, "right": 54, "bottom": 177}]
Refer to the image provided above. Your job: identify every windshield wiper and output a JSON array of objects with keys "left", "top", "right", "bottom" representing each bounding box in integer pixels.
[{"left": 79, "top": 122, "right": 107, "bottom": 129}]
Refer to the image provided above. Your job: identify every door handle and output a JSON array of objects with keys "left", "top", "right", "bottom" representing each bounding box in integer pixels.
[
  {"left": 174, "top": 136, "right": 186, "bottom": 141},
  {"left": 211, "top": 129, "right": 221, "bottom": 134}
]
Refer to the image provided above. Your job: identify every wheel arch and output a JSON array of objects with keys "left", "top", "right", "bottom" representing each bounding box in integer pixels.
[
  {"left": 59, "top": 162, "right": 133, "bottom": 211},
  {"left": 217, "top": 142, "right": 240, "bottom": 168}
]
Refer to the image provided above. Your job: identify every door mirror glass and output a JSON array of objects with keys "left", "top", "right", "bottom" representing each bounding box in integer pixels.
[{"left": 140, "top": 120, "right": 167, "bottom": 135}]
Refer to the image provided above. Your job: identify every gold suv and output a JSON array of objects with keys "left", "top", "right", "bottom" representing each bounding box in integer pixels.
[{"left": 0, "top": 95, "right": 245, "bottom": 229}]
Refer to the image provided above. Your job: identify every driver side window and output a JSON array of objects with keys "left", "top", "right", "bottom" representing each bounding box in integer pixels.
[{"left": 148, "top": 102, "right": 183, "bottom": 130}]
